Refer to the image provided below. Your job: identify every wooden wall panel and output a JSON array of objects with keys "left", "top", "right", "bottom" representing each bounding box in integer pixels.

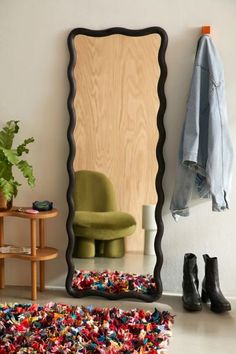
[{"left": 73, "top": 34, "right": 160, "bottom": 252}]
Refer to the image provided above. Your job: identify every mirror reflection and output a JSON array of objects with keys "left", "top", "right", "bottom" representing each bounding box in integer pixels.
[{"left": 67, "top": 28, "right": 165, "bottom": 298}]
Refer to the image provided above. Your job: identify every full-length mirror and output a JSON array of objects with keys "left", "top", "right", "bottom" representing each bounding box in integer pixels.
[{"left": 66, "top": 27, "right": 168, "bottom": 301}]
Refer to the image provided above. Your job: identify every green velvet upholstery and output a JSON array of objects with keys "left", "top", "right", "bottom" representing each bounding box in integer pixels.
[
  {"left": 73, "top": 211, "right": 136, "bottom": 239},
  {"left": 73, "top": 170, "right": 136, "bottom": 258}
]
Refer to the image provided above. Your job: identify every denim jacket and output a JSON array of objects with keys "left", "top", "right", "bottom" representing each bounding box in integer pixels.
[{"left": 170, "top": 35, "right": 233, "bottom": 220}]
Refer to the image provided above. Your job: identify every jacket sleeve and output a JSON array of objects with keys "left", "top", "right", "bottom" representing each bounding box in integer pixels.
[
  {"left": 170, "top": 160, "right": 196, "bottom": 221},
  {"left": 170, "top": 62, "right": 206, "bottom": 221},
  {"left": 202, "top": 36, "right": 233, "bottom": 211}
]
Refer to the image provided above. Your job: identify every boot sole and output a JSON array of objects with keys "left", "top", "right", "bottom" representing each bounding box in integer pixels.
[
  {"left": 211, "top": 305, "right": 231, "bottom": 313},
  {"left": 201, "top": 290, "right": 231, "bottom": 313},
  {"left": 182, "top": 297, "right": 202, "bottom": 311}
]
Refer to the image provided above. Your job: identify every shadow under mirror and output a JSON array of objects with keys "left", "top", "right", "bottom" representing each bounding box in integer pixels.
[{"left": 66, "top": 27, "right": 168, "bottom": 302}]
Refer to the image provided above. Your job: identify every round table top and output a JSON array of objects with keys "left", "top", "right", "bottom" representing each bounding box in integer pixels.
[{"left": 0, "top": 207, "right": 58, "bottom": 219}]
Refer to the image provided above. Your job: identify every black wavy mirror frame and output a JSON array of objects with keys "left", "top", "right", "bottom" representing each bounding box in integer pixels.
[{"left": 66, "top": 27, "right": 168, "bottom": 302}]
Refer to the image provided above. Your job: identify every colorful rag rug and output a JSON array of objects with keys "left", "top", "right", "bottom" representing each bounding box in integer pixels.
[
  {"left": 0, "top": 302, "right": 174, "bottom": 353},
  {"left": 72, "top": 270, "right": 157, "bottom": 294}
]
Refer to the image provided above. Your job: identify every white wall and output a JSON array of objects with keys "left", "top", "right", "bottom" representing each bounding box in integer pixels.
[{"left": 0, "top": 0, "right": 236, "bottom": 296}]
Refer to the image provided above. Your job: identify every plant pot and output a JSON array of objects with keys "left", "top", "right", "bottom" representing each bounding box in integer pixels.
[{"left": 0, "top": 189, "right": 12, "bottom": 211}]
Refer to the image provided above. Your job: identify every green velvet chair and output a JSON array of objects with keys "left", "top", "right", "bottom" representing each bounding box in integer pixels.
[{"left": 73, "top": 170, "right": 136, "bottom": 258}]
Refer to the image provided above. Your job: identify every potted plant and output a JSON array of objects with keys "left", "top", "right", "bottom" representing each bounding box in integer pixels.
[{"left": 0, "top": 120, "right": 35, "bottom": 210}]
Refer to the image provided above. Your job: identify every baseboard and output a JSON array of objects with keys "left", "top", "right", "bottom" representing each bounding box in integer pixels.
[
  {"left": 163, "top": 291, "right": 236, "bottom": 300},
  {"left": 163, "top": 291, "right": 182, "bottom": 297},
  {"left": 5, "top": 286, "right": 236, "bottom": 300},
  {"left": 45, "top": 285, "right": 65, "bottom": 290}
]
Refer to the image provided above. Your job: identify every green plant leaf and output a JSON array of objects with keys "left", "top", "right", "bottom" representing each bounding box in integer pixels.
[
  {"left": 0, "top": 120, "right": 35, "bottom": 198},
  {"left": 0, "top": 147, "right": 19, "bottom": 165},
  {"left": 17, "top": 137, "right": 35, "bottom": 156},
  {"left": 0, "top": 121, "right": 19, "bottom": 149},
  {"left": 17, "top": 160, "right": 36, "bottom": 187},
  {"left": 0, "top": 178, "right": 21, "bottom": 200},
  {"left": 0, "top": 160, "right": 12, "bottom": 180}
]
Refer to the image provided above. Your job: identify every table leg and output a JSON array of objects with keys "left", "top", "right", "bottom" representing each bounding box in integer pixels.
[
  {"left": 31, "top": 219, "right": 37, "bottom": 300},
  {"left": 39, "top": 219, "right": 45, "bottom": 291},
  {"left": 31, "top": 261, "right": 37, "bottom": 300},
  {"left": 0, "top": 217, "right": 4, "bottom": 289}
]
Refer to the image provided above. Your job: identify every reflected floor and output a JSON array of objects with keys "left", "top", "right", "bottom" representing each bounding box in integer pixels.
[
  {"left": 72, "top": 269, "right": 156, "bottom": 294},
  {"left": 73, "top": 251, "right": 156, "bottom": 275}
]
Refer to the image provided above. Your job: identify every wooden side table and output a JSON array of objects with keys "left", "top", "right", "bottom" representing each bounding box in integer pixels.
[{"left": 0, "top": 207, "right": 58, "bottom": 300}]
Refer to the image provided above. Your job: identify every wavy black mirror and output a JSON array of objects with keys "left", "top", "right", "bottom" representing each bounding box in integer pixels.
[{"left": 66, "top": 27, "right": 168, "bottom": 301}]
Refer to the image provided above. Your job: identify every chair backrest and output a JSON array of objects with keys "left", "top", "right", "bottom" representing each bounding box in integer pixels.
[{"left": 73, "top": 170, "right": 117, "bottom": 212}]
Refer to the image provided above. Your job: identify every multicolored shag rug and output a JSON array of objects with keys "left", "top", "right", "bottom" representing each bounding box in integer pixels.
[
  {"left": 0, "top": 302, "right": 174, "bottom": 353},
  {"left": 73, "top": 270, "right": 157, "bottom": 294}
]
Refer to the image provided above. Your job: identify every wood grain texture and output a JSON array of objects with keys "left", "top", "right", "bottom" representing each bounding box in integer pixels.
[
  {"left": 73, "top": 34, "right": 160, "bottom": 252},
  {"left": 0, "top": 217, "right": 4, "bottom": 288},
  {"left": 0, "top": 247, "right": 58, "bottom": 260},
  {"left": 31, "top": 261, "right": 37, "bottom": 300}
]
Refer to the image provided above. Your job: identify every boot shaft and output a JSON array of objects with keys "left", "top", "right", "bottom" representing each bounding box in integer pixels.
[
  {"left": 183, "top": 253, "right": 199, "bottom": 287},
  {"left": 202, "top": 254, "right": 231, "bottom": 313},
  {"left": 203, "top": 254, "right": 220, "bottom": 288},
  {"left": 182, "top": 253, "right": 201, "bottom": 311},
  {"left": 183, "top": 253, "right": 197, "bottom": 270},
  {"left": 183, "top": 253, "right": 198, "bottom": 275}
]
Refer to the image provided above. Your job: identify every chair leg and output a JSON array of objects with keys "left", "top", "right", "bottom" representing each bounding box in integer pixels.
[
  {"left": 103, "top": 238, "right": 125, "bottom": 258},
  {"left": 73, "top": 237, "right": 95, "bottom": 258},
  {"left": 95, "top": 240, "right": 105, "bottom": 257}
]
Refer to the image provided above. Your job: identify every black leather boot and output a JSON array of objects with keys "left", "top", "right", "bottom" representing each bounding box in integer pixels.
[
  {"left": 202, "top": 254, "right": 231, "bottom": 313},
  {"left": 182, "top": 253, "right": 202, "bottom": 311}
]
